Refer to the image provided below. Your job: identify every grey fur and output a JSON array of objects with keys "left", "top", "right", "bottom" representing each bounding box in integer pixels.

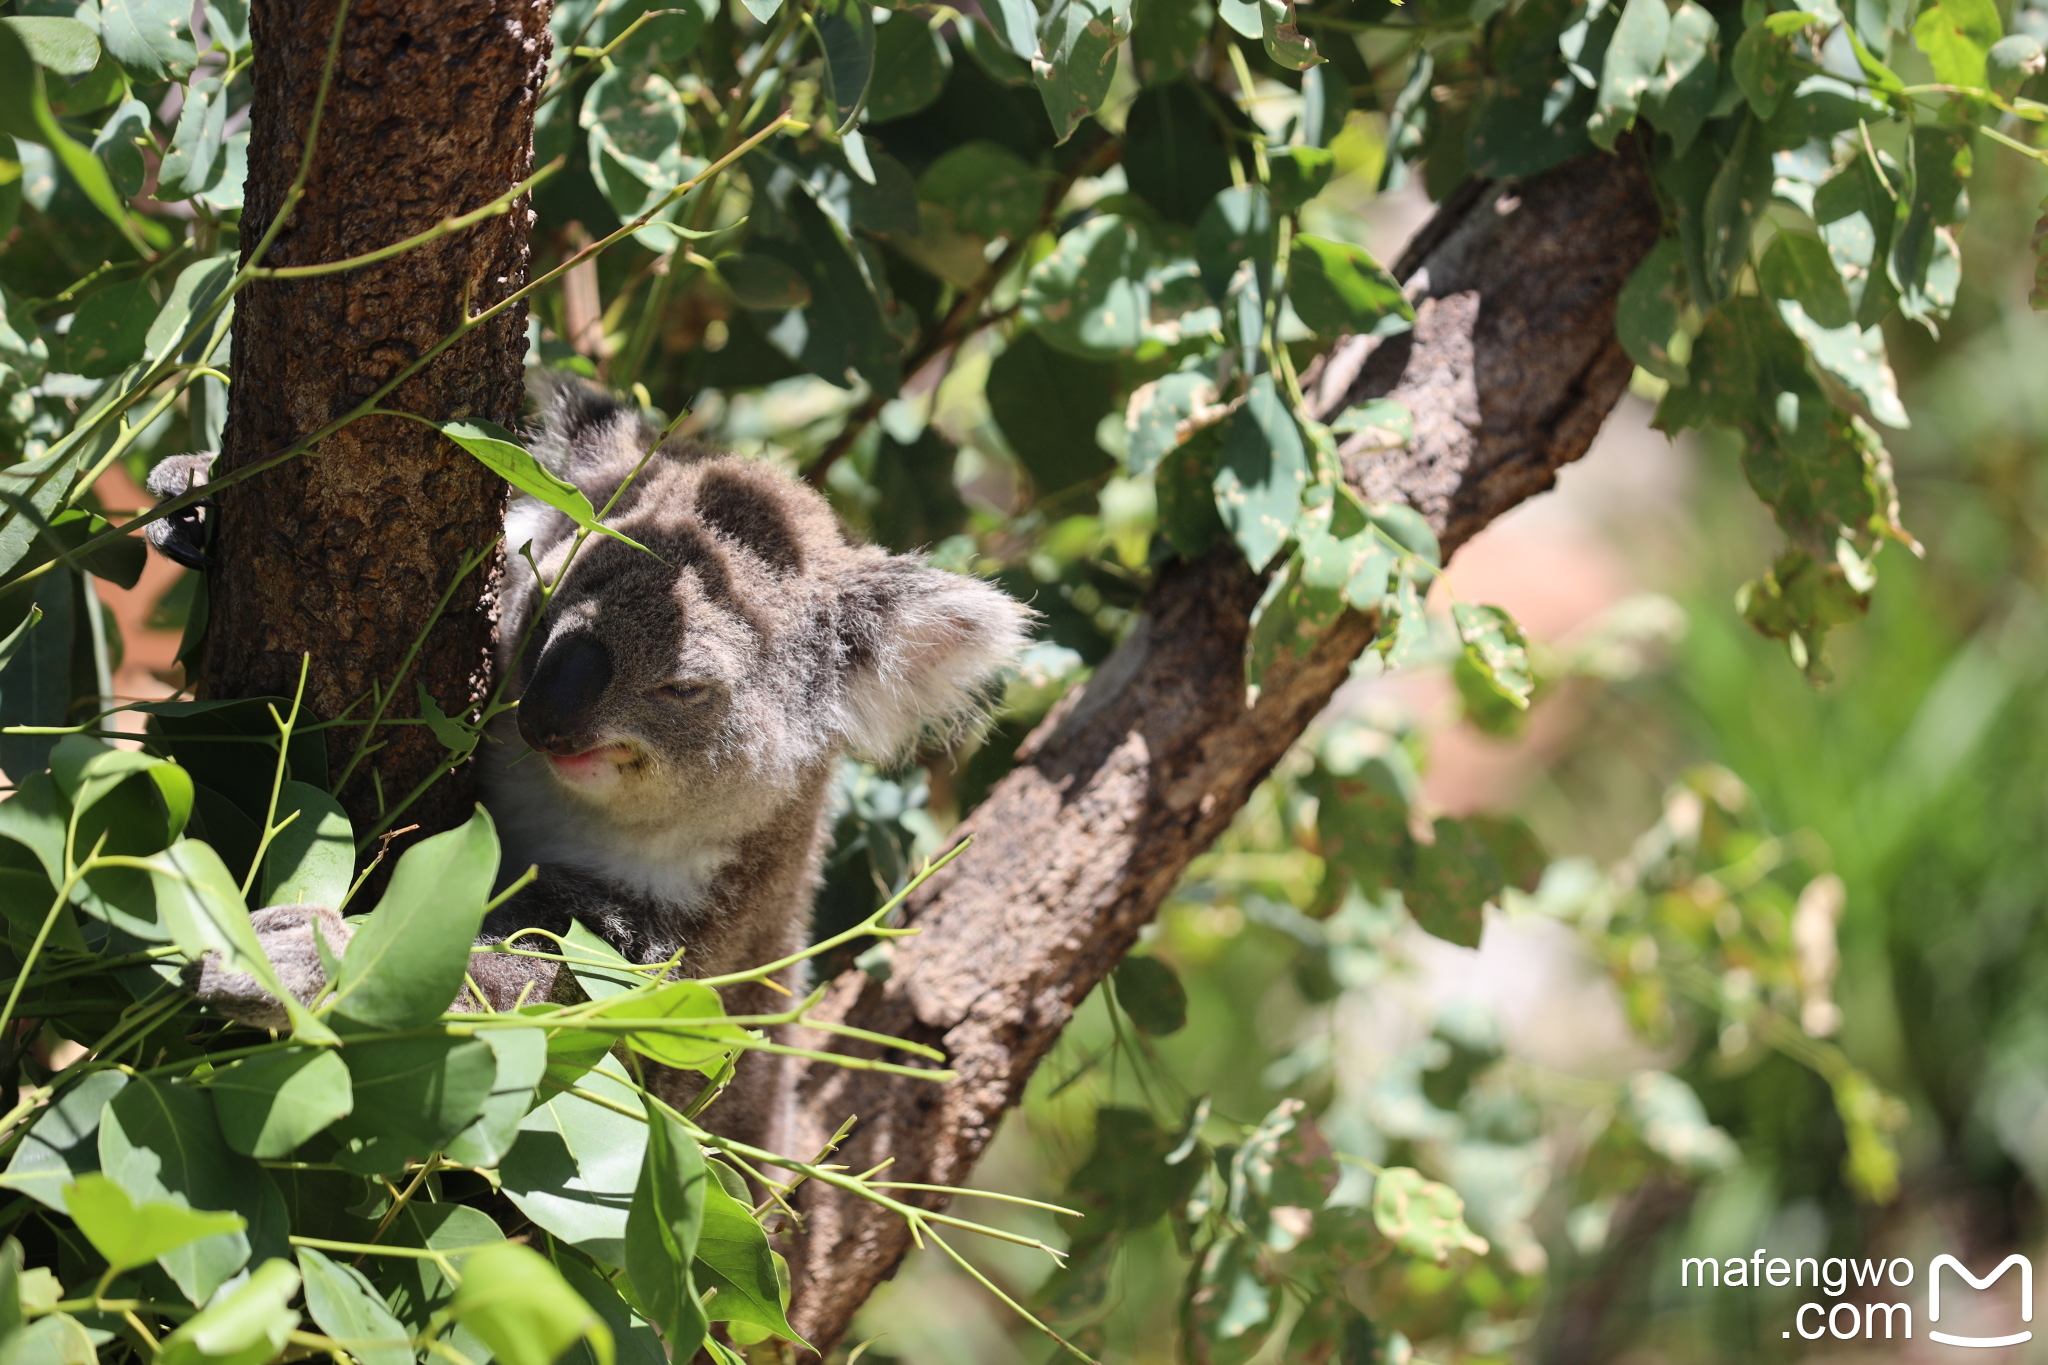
[
  {"left": 143, "top": 452, "right": 217, "bottom": 569},
  {"left": 474, "top": 381, "right": 1033, "bottom": 1146},
  {"left": 176, "top": 383, "right": 1031, "bottom": 1149},
  {"left": 184, "top": 904, "right": 348, "bottom": 1029}
]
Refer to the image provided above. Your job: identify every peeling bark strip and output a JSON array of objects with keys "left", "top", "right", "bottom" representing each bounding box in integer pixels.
[
  {"left": 783, "top": 145, "right": 1664, "bottom": 1349},
  {"left": 207, "top": 0, "right": 549, "bottom": 842}
]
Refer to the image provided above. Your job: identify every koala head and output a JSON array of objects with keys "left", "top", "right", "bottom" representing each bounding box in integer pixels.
[{"left": 495, "top": 388, "right": 1033, "bottom": 852}]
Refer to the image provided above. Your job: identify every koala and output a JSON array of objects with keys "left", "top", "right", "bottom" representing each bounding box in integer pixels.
[{"left": 467, "top": 382, "right": 1032, "bottom": 1143}]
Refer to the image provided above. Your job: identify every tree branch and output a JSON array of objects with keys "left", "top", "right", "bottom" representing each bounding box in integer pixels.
[{"left": 781, "top": 140, "right": 1665, "bottom": 1352}]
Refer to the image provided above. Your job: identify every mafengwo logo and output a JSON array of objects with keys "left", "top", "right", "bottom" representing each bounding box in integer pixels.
[{"left": 1679, "top": 1250, "right": 2033, "bottom": 1346}]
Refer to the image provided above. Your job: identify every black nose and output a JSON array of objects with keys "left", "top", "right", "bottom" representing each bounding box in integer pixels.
[{"left": 518, "top": 632, "right": 613, "bottom": 755}]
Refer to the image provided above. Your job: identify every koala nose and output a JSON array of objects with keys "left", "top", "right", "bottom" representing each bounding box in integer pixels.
[{"left": 518, "top": 632, "right": 613, "bottom": 755}]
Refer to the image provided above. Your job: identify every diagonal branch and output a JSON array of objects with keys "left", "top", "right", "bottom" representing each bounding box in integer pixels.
[{"left": 780, "top": 140, "right": 1666, "bottom": 1353}]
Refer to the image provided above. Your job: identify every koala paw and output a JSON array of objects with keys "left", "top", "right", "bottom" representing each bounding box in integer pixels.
[
  {"left": 183, "top": 904, "right": 352, "bottom": 1029},
  {"left": 144, "top": 451, "right": 218, "bottom": 570}
]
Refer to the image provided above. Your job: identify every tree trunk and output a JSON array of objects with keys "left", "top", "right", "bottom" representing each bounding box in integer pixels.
[
  {"left": 205, "top": 0, "right": 550, "bottom": 847},
  {"left": 782, "top": 143, "right": 1665, "bottom": 1350}
]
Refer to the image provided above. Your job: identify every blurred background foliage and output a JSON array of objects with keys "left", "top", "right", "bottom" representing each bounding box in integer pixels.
[{"left": 824, "top": 64, "right": 2048, "bottom": 1365}]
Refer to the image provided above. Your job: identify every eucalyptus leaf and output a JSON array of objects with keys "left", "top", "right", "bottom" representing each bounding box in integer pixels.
[
  {"left": 441, "top": 422, "right": 653, "bottom": 555},
  {"left": 208, "top": 1049, "right": 354, "bottom": 1159},
  {"left": 500, "top": 1057, "right": 647, "bottom": 1266},
  {"left": 625, "top": 1097, "right": 710, "bottom": 1357},
  {"left": 296, "top": 1247, "right": 412, "bottom": 1365},
  {"left": 326, "top": 1036, "right": 499, "bottom": 1176},
  {"left": 63, "top": 1173, "right": 244, "bottom": 1274},
  {"left": 1213, "top": 375, "right": 1309, "bottom": 573},
  {"left": 451, "top": 1244, "right": 613, "bottom": 1365},
  {"left": 257, "top": 781, "right": 353, "bottom": 910},
  {"left": 328, "top": 807, "right": 496, "bottom": 1030}
]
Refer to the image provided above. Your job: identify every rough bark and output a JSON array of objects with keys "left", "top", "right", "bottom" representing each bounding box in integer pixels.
[
  {"left": 781, "top": 143, "right": 1665, "bottom": 1350},
  {"left": 206, "top": 0, "right": 549, "bottom": 843}
]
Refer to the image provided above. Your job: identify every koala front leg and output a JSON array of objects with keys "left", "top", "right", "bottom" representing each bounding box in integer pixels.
[{"left": 184, "top": 904, "right": 351, "bottom": 1029}]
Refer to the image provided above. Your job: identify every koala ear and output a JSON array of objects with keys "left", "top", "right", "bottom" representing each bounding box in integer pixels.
[{"left": 836, "top": 557, "right": 1034, "bottom": 764}]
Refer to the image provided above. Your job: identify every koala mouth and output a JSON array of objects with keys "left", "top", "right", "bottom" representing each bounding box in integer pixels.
[{"left": 547, "top": 742, "right": 638, "bottom": 782}]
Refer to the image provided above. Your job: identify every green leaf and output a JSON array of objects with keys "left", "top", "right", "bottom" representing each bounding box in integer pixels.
[
  {"left": 866, "top": 12, "right": 950, "bottom": 122},
  {"left": 1467, "top": 814, "right": 1546, "bottom": 893},
  {"left": 693, "top": 1167, "right": 804, "bottom": 1344},
  {"left": 48, "top": 50, "right": 127, "bottom": 119},
  {"left": 1640, "top": 0, "right": 1720, "bottom": 154},
  {"left": 99, "top": 1076, "right": 279, "bottom": 1303},
  {"left": 558, "top": 920, "right": 650, "bottom": 1003},
  {"left": 208, "top": 1049, "right": 354, "bottom": 1159},
  {"left": 1813, "top": 151, "right": 1899, "bottom": 329},
  {"left": 326, "top": 1036, "right": 499, "bottom": 1176},
  {"left": 97, "top": 0, "right": 196, "bottom": 79},
  {"left": 1020, "top": 214, "right": 1152, "bottom": 357},
  {"left": 144, "top": 254, "right": 236, "bottom": 367},
  {"left": 1267, "top": 146, "right": 1334, "bottom": 214},
  {"left": 51, "top": 736, "right": 191, "bottom": 842},
  {"left": 1760, "top": 232, "right": 1907, "bottom": 427},
  {"left": 816, "top": 0, "right": 876, "bottom": 132},
  {"left": 0, "top": 25, "right": 141, "bottom": 253},
  {"left": 1702, "top": 113, "right": 1772, "bottom": 300},
  {"left": 2, "top": 1313, "right": 99, "bottom": 1365},
  {"left": 1913, "top": 0, "right": 2001, "bottom": 88},
  {"left": 441, "top": 422, "right": 652, "bottom": 556},
  {"left": 63, "top": 1174, "right": 245, "bottom": 1274},
  {"left": 442, "top": 1028, "right": 548, "bottom": 1167},
  {"left": 1034, "top": 0, "right": 1131, "bottom": 141},
  {"left": 64, "top": 279, "right": 154, "bottom": 378},
  {"left": 1, "top": 18, "right": 99, "bottom": 75},
  {"left": 1890, "top": 124, "right": 1970, "bottom": 332},
  {"left": 148, "top": 838, "right": 338, "bottom": 1042},
  {"left": 1245, "top": 555, "right": 1344, "bottom": 689},
  {"left": 258, "top": 780, "right": 354, "bottom": 910},
  {"left": 1370, "top": 1168, "right": 1489, "bottom": 1264},
  {"left": 1452, "top": 603, "right": 1534, "bottom": 710},
  {"left": 1125, "top": 368, "right": 1220, "bottom": 475},
  {"left": 1156, "top": 424, "right": 1228, "bottom": 558},
  {"left": 1131, "top": 0, "right": 1212, "bottom": 86},
  {"left": 1617, "top": 238, "right": 1693, "bottom": 385},
  {"left": 156, "top": 75, "right": 226, "bottom": 199},
  {"left": 501, "top": 1058, "right": 648, "bottom": 1266},
  {"left": 1194, "top": 185, "right": 1275, "bottom": 303},
  {"left": 158, "top": 1259, "right": 300, "bottom": 1365},
  {"left": 0, "top": 1071, "right": 126, "bottom": 1211},
  {"left": 625, "top": 1097, "right": 710, "bottom": 1358},
  {"left": 986, "top": 330, "right": 1118, "bottom": 491},
  {"left": 452, "top": 1244, "right": 613, "bottom": 1365},
  {"left": 296, "top": 1247, "right": 412, "bottom": 1365},
  {"left": 1120, "top": 82, "right": 1235, "bottom": 224},
  {"left": 717, "top": 254, "right": 811, "bottom": 310},
  {"left": 1731, "top": 22, "right": 1798, "bottom": 119},
  {"left": 327, "top": 807, "right": 495, "bottom": 1029},
  {"left": 555, "top": 1252, "right": 666, "bottom": 1365},
  {"left": 1403, "top": 819, "right": 1503, "bottom": 948},
  {"left": 1590, "top": 0, "right": 1671, "bottom": 148},
  {"left": 1112, "top": 955, "right": 1187, "bottom": 1035},
  {"left": 593, "top": 980, "right": 747, "bottom": 1076},
  {"left": 360, "top": 1202, "right": 505, "bottom": 1330},
  {"left": 1287, "top": 234, "right": 1412, "bottom": 340},
  {"left": 1213, "top": 374, "right": 1309, "bottom": 573},
  {"left": 916, "top": 141, "right": 1051, "bottom": 242},
  {"left": 1987, "top": 33, "right": 2044, "bottom": 97},
  {"left": 1257, "top": 0, "right": 1319, "bottom": 69},
  {"left": 751, "top": 190, "right": 898, "bottom": 395}
]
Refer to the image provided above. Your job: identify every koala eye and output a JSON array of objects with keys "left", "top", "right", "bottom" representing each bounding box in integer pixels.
[{"left": 659, "top": 680, "right": 712, "bottom": 703}]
